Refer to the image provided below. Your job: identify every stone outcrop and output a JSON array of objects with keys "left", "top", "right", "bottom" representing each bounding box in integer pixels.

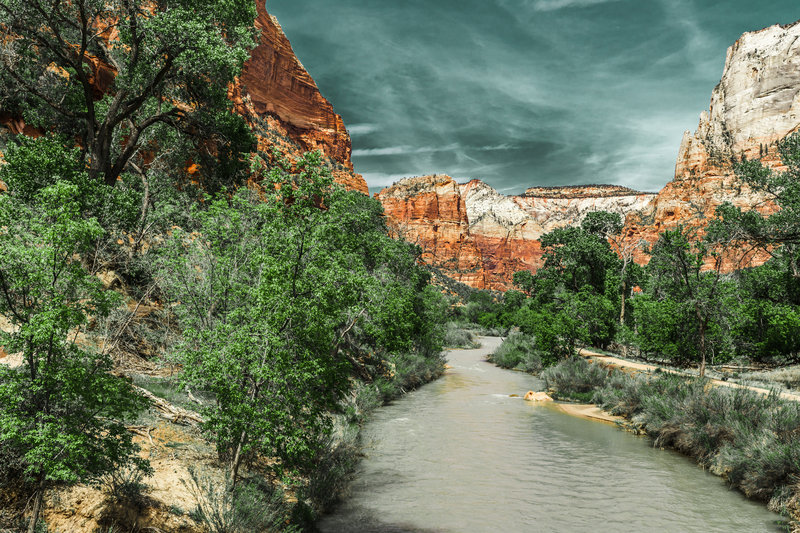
[
  {"left": 622, "top": 21, "right": 800, "bottom": 266},
  {"left": 379, "top": 20, "right": 800, "bottom": 289},
  {"left": 377, "top": 176, "right": 655, "bottom": 290},
  {"left": 231, "top": 2, "right": 368, "bottom": 193}
]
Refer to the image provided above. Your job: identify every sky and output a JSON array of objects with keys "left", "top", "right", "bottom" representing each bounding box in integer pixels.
[{"left": 267, "top": 1, "right": 800, "bottom": 195}]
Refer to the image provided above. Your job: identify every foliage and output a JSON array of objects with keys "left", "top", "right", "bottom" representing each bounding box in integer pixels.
[
  {"left": 159, "top": 152, "right": 444, "bottom": 484},
  {"left": 639, "top": 227, "right": 731, "bottom": 375},
  {"left": 489, "top": 331, "right": 554, "bottom": 373},
  {"left": 0, "top": 0, "right": 257, "bottom": 188},
  {"left": 0, "top": 135, "right": 141, "bottom": 234},
  {"left": 443, "top": 323, "right": 478, "bottom": 349},
  {"left": 511, "top": 214, "right": 624, "bottom": 358},
  {"left": 711, "top": 132, "right": 800, "bottom": 278},
  {"left": 540, "top": 357, "right": 607, "bottom": 401},
  {"left": 184, "top": 467, "right": 298, "bottom": 533},
  {"left": 0, "top": 177, "right": 149, "bottom": 532},
  {"left": 550, "top": 359, "right": 800, "bottom": 509}
]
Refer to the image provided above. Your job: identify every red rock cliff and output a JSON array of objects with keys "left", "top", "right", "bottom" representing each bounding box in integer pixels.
[
  {"left": 622, "top": 20, "right": 800, "bottom": 267},
  {"left": 230, "top": 2, "right": 367, "bottom": 193},
  {"left": 378, "top": 176, "right": 654, "bottom": 290}
]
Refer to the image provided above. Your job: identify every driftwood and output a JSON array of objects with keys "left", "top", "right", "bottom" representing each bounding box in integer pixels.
[{"left": 133, "top": 384, "right": 205, "bottom": 426}]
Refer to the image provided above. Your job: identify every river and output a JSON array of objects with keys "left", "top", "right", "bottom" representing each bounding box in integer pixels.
[{"left": 317, "top": 337, "right": 781, "bottom": 532}]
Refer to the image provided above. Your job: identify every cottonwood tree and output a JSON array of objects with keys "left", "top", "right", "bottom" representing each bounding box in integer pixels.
[
  {"left": 515, "top": 216, "right": 622, "bottom": 356},
  {"left": 581, "top": 211, "right": 644, "bottom": 325},
  {"left": 0, "top": 0, "right": 257, "bottom": 188},
  {"left": 0, "top": 179, "right": 148, "bottom": 533}
]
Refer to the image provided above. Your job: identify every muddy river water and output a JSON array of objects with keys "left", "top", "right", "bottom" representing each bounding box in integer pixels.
[{"left": 318, "top": 337, "right": 781, "bottom": 532}]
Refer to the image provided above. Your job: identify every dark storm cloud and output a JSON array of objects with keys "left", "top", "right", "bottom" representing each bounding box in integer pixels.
[{"left": 266, "top": 0, "right": 800, "bottom": 195}]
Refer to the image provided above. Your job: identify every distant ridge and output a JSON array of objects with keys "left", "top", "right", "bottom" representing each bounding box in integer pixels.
[{"left": 523, "top": 184, "right": 656, "bottom": 198}]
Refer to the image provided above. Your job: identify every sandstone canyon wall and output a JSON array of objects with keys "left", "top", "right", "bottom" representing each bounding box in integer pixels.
[
  {"left": 622, "top": 20, "right": 800, "bottom": 265},
  {"left": 232, "top": 1, "right": 367, "bottom": 193},
  {"left": 378, "top": 176, "right": 655, "bottom": 290},
  {"left": 379, "top": 20, "right": 800, "bottom": 290}
]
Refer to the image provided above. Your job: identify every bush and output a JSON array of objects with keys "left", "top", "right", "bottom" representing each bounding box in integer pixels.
[
  {"left": 184, "top": 467, "right": 297, "bottom": 533},
  {"left": 100, "top": 465, "right": 150, "bottom": 511},
  {"left": 541, "top": 357, "right": 608, "bottom": 400},
  {"left": 489, "top": 332, "right": 553, "bottom": 373},
  {"left": 589, "top": 369, "right": 800, "bottom": 507},
  {"left": 443, "top": 323, "right": 478, "bottom": 349}
]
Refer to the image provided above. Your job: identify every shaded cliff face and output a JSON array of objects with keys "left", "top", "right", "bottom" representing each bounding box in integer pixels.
[
  {"left": 230, "top": 1, "right": 367, "bottom": 193},
  {"left": 229, "top": 2, "right": 367, "bottom": 193},
  {"left": 623, "top": 21, "right": 800, "bottom": 267},
  {"left": 379, "top": 21, "right": 800, "bottom": 289},
  {"left": 378, "top": 176, "right": 655, "bottom": 290}
]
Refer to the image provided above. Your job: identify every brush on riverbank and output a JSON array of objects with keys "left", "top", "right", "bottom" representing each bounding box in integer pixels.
[{"left": 542, "top": 357, "right": 800, "bottom": 524}]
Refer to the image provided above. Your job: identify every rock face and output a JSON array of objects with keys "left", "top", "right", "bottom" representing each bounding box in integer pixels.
[
  {"left": 622, "top": 21, "right": 800, "bottom": 266},
  {"left": 379, "top": 21, "right": 800, "bottom": 289},
  {"left": 231, "top": 1, "right": 368, "bottom": 193},
  {"left": 377, "top": 176, "right": 655, "bottom": 290}
]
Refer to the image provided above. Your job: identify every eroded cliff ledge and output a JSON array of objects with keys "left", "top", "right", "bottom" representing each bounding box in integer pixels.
[{"left": 232, "top": 1, "right": 367, "bottom": 193}]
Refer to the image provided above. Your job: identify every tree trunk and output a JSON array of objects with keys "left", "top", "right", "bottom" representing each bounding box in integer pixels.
[
  {"left": 619, "top": 280, "right": 627, "bottom": 326},
  {"left": 27, "top": 478, "right": 45, "bottom": 533},
  {"left": 698, "top": 315, "right": 707, "bottom": 379},
  {"left": 230, "top": 427, "right": 248, "bottom": 490}
]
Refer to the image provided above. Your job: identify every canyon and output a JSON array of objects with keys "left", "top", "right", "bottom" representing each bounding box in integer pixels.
[{"left": 378, "top": 20, "right": 800, "bottom": 290}]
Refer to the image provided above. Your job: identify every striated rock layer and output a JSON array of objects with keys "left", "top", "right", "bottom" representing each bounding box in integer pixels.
[
  {"left": 379, "top": 20, "right": 800, "bottom": 290},
  {"left": 378, "top": 176, "right": 655, "bottom": 290},
  {"left": 231, "top": 1, "right": 367, "bottom": 193}
]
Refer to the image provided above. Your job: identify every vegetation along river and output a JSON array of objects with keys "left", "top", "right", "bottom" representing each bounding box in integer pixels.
[{"left": 318, "top": 337, "right": 781, "bottom": 532}]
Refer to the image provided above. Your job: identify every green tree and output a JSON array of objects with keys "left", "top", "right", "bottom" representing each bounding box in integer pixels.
[
  {"left": 641, "top": 227, "right": 731, "bottom": 376},
  {"left": 582, "top": 211, "right": 644, "bottom": 325},
  {"left": 518, "top": 215, "right": 623, "bottom": 355},
  {"left": 0, "top": 0, "right": 257, "bottom": 187},
  {"left": 711, "top": 132, "right": 800, "bottom": 277},
  {"left": 159, "top": 153, "right": 443, "bottom": 486},
  {"left": 0, "top": 180, "right": 148, "bottom": 533}
]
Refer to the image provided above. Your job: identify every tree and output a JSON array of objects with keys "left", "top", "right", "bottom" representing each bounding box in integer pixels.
[
  {"left": 159, "top": 152, "right": 444, "bottom": 486},
  {"left": 0, "top": 179, "right": 148, "bottom": 533},
  {"left": 711, "top": 132, "right": 800, "bottom": 277},
  {"left": 0, "top": 0, "right": 257, "bottom": 187},
  {"left": 581, "top": 211, "right": 644, "bottom": 325},
  {"left": 642, "top": 227, "right": 730, "bottom": 377}
]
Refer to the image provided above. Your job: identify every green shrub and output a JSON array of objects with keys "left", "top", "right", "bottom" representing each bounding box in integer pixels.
[
  {"left": 443, "top": 323, "right": 478, "bottom": 349},
  {"left": 489, "top": 332, "right": 553, "bottom": 373},
  {"left": 541, "top": 357, "right": 608, "bottom": 400},
  {"left": 184, "top": 467, "right": 297, "bottom": 533}
]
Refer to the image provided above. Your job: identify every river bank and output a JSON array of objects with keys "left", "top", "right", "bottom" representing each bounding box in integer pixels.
[
  {"left": 319, "top": 337, "right": 780, "bottom": 532},
  {"left": 536, "top": 354, "right": 800, "bottom": 528}
]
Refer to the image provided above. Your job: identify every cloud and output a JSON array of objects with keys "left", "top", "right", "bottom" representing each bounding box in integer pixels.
[
  {"left": 353, "top": 144, "right": 513, "bottom": 157},
  {"left": 532, "top": 0, "right": 622, "bottom": 12},
  {"left": 347, "top": 123, "right": 380, "bottom": 135}
]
